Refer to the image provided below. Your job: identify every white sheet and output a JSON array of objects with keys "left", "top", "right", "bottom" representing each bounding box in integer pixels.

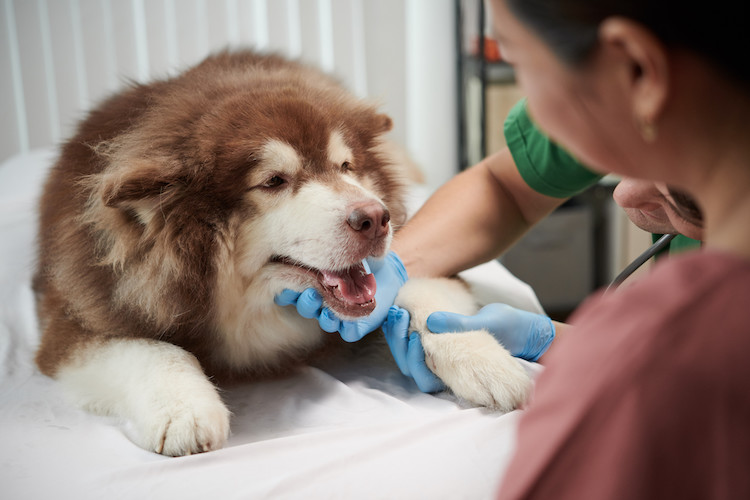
[{"left": 0, "top": 150, "right": 544, "bottom": 500}]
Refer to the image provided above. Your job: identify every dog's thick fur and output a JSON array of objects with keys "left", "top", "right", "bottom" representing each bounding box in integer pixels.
[{"left": 34, "top": 50, "right": 531, "bottom": 456}]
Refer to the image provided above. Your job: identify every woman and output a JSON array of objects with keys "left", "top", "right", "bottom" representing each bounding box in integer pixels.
[{"left": 489, "top": 0, "right": 750, "bottom": 497}]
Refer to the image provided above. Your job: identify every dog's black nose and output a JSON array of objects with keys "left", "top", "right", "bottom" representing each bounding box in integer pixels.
[{"left": 347, "top": 202, "right": 390, "bottom": 239}]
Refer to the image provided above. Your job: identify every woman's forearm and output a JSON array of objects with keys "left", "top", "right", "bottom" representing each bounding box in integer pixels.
[
  {"left": 536, "top": 320, "right": 571, "bottom": 363},
  {"left": 392, "top": 148, "right": 565, "bottom": 278}
]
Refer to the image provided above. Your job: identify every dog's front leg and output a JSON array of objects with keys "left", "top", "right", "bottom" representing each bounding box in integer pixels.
[
  {"left": 395, "top": 278, "right": 532, "bottom": 412},
  {"left": 55, "top": 338, "right": 231, "bottom": 456}
]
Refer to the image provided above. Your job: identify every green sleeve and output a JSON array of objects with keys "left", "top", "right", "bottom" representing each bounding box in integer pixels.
[
  {"left": 504, "top": 99, "right": 702, "bottom": 256},
  {"left": 504, "top": 99, "right": 602, "bottom": 198}
]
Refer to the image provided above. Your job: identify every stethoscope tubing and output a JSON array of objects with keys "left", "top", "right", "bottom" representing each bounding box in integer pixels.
[{"left": 606, "top": 233, "right": 677, "bottom": 292}]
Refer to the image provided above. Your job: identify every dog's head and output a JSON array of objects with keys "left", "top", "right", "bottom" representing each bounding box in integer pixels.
[
  {"left": 84, "top": 69, "right": 408, "bottom": 323},
  {"left": 212, "top": 91, "right": 408, "bottom": 319}
]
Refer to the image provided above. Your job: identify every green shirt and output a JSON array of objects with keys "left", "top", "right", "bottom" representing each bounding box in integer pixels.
[{"left": 503, "top": 99, "right": 700, "bottom": 254}]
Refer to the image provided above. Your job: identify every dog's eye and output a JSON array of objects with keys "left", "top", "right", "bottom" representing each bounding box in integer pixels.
[
  {"left": 341, "top": 161, "right": 352, "bottom": 172},
  {"left": 263, "top": 176, "right": 286, "bottom": 189}
]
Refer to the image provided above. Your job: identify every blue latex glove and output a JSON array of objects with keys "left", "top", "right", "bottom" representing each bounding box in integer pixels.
[
  {"left": 274, "top": 251, "right": 408, "bottom": 342},
  {"left": 427, "top": 303, "right": 555, "bottom": 362},
  {"left": 382, "top": 306, "right": 445, "bottom": 393},
  {"left": 381, "top": 302, "right": 554, "bottom": 394}
]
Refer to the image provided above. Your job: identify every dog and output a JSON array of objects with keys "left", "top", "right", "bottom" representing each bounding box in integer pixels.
[{"left": 34, "top": 50, "right": 531, "bottom": 457}]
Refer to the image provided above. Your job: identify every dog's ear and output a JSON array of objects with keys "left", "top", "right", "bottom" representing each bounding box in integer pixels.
[
  {"left": 373, "top": 113, "right": 393, "bottom": 134},
  {"left": 354, "top": 112, "right": 393, "bottom": 145},
  {"left": 102, "top": 174, "right": 178, "bottom": 208},
  {"left": 354, "top": 109, "right": 392, "bottom": 137},
  {"left": 96, "top": 159, "right": 184, "bottom": 211}
]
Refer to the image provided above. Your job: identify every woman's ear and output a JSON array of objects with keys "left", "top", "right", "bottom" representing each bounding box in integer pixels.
[{"left": 599, "top": 17, "right": 670, "bottom": 131}]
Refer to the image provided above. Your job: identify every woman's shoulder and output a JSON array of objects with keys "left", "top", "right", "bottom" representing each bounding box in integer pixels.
[
  {"left": 577, "top": 250, "right": 750, "bottom": 321},
  {"left": 647, "top": 249, "right": 750, "bottom": 285},
  {"left": 511, "top": 251, "right": 750, "bottom": 500},
  {"left": 565, "top": 250, "right": 750, "bottom": 373}
]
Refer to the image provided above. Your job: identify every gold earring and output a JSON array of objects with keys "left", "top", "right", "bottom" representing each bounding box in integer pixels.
[{"left": 638, "top": 117, "right": 658, "bottom": 143}]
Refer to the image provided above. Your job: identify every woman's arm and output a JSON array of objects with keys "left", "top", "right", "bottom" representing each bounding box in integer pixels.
[{"left": 392, "top": 147, "right": 567, "bottom": 278}]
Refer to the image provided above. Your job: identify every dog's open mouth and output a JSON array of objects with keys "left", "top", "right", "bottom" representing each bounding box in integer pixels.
[{"left": 272, "top": 257, "right": 377, "bottom": 318}]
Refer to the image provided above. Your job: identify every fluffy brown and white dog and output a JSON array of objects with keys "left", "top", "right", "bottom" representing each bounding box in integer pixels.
[{"left": 34, "top": 50, "right": 531, "bottom": 457}]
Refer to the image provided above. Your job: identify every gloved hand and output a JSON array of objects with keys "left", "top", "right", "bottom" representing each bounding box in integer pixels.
[
  {"left": 427, "top": 303, "right": 555, "bottom": 362},
  {"left": 274, "top": 250, "right": 408, "bottom": 342},
  {"left": 382, "top": 306, "right": 445, "bottom": 393},
  {"left": 381, "top": 302, "right": 554, "bottom": 395}
]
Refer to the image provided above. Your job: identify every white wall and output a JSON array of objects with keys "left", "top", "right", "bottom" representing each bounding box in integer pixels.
[{"left": 0, "top": 0, "right": 457, "bottom": 191}]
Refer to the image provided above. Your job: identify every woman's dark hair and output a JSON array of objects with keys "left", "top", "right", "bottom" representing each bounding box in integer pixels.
[{"left": 505, "top": 0, "right": 750, "bottom": 88}]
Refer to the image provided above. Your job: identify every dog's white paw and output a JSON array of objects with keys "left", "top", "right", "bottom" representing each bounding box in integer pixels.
[
  {"left": 123, "top": 351, "right": 232, "bottom": 456},
  {"left": 57, "top": 339, "right": 231, "bottom": 457},
  {"left": 133, "top": 388, "right": 231, "bottom": 457},
  {"left": 395, "top": 277, "right": 532, "bottom": 412},
  {"left": 421, "top": 329, "right": 531, "bottom": 411}
]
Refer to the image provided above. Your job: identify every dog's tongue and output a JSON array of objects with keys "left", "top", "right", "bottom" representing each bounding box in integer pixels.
[{"left": 320, "top": 263, "right": 376, "bottom": 305}]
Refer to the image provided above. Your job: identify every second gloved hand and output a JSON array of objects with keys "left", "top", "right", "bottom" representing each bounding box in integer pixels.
[
  {"left": 382, "top": 306, "right": 445, "bottom": 393},
  {"left": 426, "top": 303, "right": 555, "bottom": 362}
]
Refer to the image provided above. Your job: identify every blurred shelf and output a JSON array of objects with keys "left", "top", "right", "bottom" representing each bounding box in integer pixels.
[{"left": 463, "top": 56, "right": 515, "bottom": 84}]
